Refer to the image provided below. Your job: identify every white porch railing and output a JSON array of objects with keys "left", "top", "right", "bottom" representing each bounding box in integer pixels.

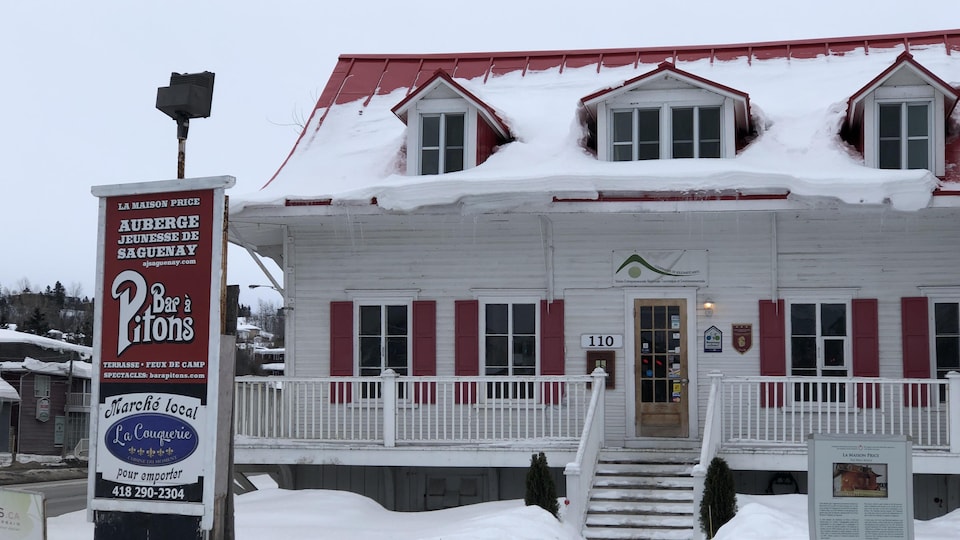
[
  {"left": 712, "top": 373, "right": 960, "bottom": 451},
  {"left": 563, "top": 368, "right": 608, "bottom": 530},
  {"left": 234, "top": 371, "right": 596, "bottom": 446}
]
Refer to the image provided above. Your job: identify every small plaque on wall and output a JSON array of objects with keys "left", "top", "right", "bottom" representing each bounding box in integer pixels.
[
  {"left": 704, "top": 326, "right": 722, "bottom": 353},
  {"left": 586, "top": 350, "right": 615, "bottom": 389}
]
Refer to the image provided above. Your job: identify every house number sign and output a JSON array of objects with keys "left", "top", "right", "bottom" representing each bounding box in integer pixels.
[{"left": 581, "top": 334, "right": 623, "bottom": 349}]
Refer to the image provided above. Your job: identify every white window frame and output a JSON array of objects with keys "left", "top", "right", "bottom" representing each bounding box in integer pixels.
[
  {"left": 875, "top": 99, "right": 933, "bottom": 171},
  {"left": 864, "top": 84, "right": 945, "bottom": 176},
  {"left": 598, "top": 88, "right": 734, "bottom": 161},
  {"left": 34, "top": 374, "right": 51, "bottom": 398},
  {"left": 479, "top": 295, "right": 541, "bottom": 401},
  {"left": 783, "top": 292, "right": 854, "bottom": 405},
  {"left": 406, "top": 98, "right": 477, "bottom": 176},
  {"left": 921, "top": 286, "right": 960, "bottom": 403},
  {"left": 352, "top": 294, "right": 415, "bottom": 399}
]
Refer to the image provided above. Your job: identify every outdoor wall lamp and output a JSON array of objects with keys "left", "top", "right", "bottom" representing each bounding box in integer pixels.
[{"left": 703, "top": 298, "right": 715, "bottom": 317}]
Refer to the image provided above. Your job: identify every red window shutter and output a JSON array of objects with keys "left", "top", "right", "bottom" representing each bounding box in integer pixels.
[
  {"left": 852, "top": 299, "right": 879, "bottom": 408},
  {"left": 540, "top": 300, "right": 565, "bottom": 404},
  {"left": 330, "top": 301, "right": 353, "bottom": 403},
  {"left": 759, "top": 299, "right": 785, "bottom": 407},
  {"left": 413, "top": 300, "right": 437, "bottom": 404},
  {"left": 455, "top": 300, "right": 479, "bottom": 404},
  {"left": 901, "top": 297, "right": 930, "bottom": 406}
]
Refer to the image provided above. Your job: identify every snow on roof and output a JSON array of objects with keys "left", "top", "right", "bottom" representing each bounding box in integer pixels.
[
  {"left": 0, "top": 357, "right": 93, "bottom": 379},
  {"left": 0, "top": 328, "right": 93, "bottom": 360},
  {"left": 0, "top": 378, "right": 18, "bottom": 401},
  {"left": 231, "top": 30, "right": 960, "bottom": 215}
]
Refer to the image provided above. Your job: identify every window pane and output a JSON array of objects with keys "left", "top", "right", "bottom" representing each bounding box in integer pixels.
[
  {"left": 823, "top": 339, "right": 845, "bottom": 367},
  {"left": 613, "top": 111, "right": 633, "bottom": 143},
  {"left": 612, "top": 145, "right": 633, "bottom": 161},
  {"left": 486, "top": 304, "right": 508, "bottom": 334},
  {"left": 935, "top": 303, "right": 959, "bottom": 334},
  {"left": 654, "top": 330, "right": 667, "bottom": 354},
  {"left": 386, "top": 337, "right": 407, "bottom": 369},
  {"left": 878, "top": 141, "right": 900, "bottom": 169},
  {"left": 637, "top": 142, "right": 660, "bottom": 160},
  {"left": 878, "top": 104, "right": 900, "bottom": 138},
  {"left": 936, "top": 337, "right": 959, "bottom": 370},
  {"left": 360, "top": 305, "right": 381, "bottom": 336},
  {"left": 907, "top": 140, "right": 928, "bottom": 170},
  {"left": 444, "top": 148, "right": 464, "bottom": 173},
  {"left": 672, "top": 108, "right": 694, "bottom": 158},
  {"left": 386, "top": 305, "right": 407, "bottom": 336},
  {"left": 792, "top": 337, "right": 816, "bottom": 369},
  {"left": 422, "top": 115, "right": 440, "bottom": 147},
  {"left": 445, "top": 113, "right": 464, "bottom": 146},
  {"left": 421, "top": 149, "right": 439, "bottom": 175},
  {"left": 637, "top": 109, "right": 659, "bottom": 143},
  {"left": 513, "top": 336, "right": 536, "bottom": 369},
  {"left": 360, "top": 337, "right": 381, "bottom": 369},
  {"left": 791, "top": 304, "right": 816, "bottom": 336},
  {"left": 485, "top": 336, "right": 508, "bottom": 370},
  {"left": 821, "top": 304, "right": 846, "bottom": 336},
  {"left": 907, "top": 104, "right": 928, "bottom": 137},
  {"left": 513, "top": 303, "right": 536, "bottom": 334},
  {"left": 699, "top": 107, "right": 721, "bottom": 141},
  {"left": 699, "top": 141, "right": 720, "bottom": 159}
]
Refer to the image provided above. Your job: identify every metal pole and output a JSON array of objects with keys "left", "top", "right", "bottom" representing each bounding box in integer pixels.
[{"left": 178, "top": 138, "right": 186, "bottom": 179}]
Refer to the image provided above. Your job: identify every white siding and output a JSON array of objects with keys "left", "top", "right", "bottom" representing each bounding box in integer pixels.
[{"left": 281, "top": 207, "right": 960, "bottom": 443}]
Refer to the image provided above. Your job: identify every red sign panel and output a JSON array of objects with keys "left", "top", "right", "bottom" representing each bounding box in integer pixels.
[{"left": 99, "top": 190, "right": 215, "bottom": 383}]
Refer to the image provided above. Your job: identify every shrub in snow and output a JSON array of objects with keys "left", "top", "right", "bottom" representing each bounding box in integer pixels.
[
  {"left": 700, "top": 456, "right": 737, "bottom": 538},
  {"left": 524, "top": 451, "right": 559, "bottom": 519}
]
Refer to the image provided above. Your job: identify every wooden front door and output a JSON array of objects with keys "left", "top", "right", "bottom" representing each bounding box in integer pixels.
[{"left": 635, "top": 299, "right": 689, "bottom": 438}]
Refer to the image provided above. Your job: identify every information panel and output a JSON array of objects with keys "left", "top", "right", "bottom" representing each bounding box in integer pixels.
[
  {"left": 89, "top": 176, "right": 233, "bottom": 529},
  {"left": 808, "top": 434, "right": 913, "bottom": 540}
]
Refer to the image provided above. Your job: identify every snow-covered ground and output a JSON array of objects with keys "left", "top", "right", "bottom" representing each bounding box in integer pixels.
[{"left": 44, "top": 477, "right": 960, "bottom": 540}]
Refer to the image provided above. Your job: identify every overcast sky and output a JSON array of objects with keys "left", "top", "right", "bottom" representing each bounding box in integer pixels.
[{"left": 0, "top": 0, "right": 954, "bottom": 309}]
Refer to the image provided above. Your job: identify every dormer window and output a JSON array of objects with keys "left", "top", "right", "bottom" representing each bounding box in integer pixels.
[
  {"left": 421, "top": 112, "right": 465, "bottom": 174},
  {"left": 581, "top": 62, "right": 751, "bottom": 162},
  {"left": 392, "top": 70, "right": 511, "bottom": 177},
  {"left": 844, "top": 52, "right": 960, "bottom": 177}
]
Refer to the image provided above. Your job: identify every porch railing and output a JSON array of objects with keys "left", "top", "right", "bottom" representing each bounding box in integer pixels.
[
  {"left": 712, "top": 373, "right": 960, "bottom": 452},
  {"left": 234, "top": 371, "right": 596, "bottom": 446}
]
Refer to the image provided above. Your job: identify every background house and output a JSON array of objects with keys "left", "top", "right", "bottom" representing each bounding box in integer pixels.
[{"left": 0, "top": 329, "right": 92, "bottom": 457}]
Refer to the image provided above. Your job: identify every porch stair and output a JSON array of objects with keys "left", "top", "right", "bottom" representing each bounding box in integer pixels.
[{"left": 582, "top": 449, "right": 698, "bottom": 540}]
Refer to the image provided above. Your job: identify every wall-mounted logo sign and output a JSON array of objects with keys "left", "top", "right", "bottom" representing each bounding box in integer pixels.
[
  {"left": 613, "top": 250, "right": 708, "bottom": 285},
  {"left": 704, "top": 326, "right": 722, "bottom": 353},
  {"left": 35, "top": 398, "right": 50, "bottom": 422},
  {"left": 732, "top": 324, "right": 752, "bottom": 354}
]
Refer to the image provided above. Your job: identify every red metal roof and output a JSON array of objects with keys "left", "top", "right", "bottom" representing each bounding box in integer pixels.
[{"left": 264, "top": 29, "right": 960, "bottom": 189}]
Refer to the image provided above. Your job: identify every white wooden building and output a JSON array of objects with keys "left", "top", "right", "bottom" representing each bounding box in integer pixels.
[{"left": 229, "top": 29, "right": 960, "bottom": 538}]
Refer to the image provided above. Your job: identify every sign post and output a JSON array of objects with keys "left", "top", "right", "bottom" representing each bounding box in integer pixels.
[{"left": 88, "top": 176, "right": 235, "bottom": 538}]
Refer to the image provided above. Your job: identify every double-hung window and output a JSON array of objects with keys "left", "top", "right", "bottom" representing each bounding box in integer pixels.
[
  {"left": 482, "top": 299, "right": 538, "bottom": 399},
  {"left": 358, "top": 301, "right": 410, "bottom": 397},
  {"left": 788, "top": 300, "right": 851, "bottom": 403},
  {"left": 933, "top": 301, "right": 960, "bottom": 402},
  {"left": 610, "top": 105, "right": 722, "bottom": 161},
  {"left": 878, "top": 101, "right": 931, "bottom": 170},
  {"left": 420, "top": 112, "right": 465, "bottom": 175}
]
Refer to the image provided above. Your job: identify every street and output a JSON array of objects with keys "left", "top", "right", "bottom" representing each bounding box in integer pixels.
[{"left": 3, "top": 478, "right": 88, "bottom": 517}]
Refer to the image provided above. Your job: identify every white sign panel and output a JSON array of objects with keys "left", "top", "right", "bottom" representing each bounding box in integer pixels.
[
  {"left": 581, "top": 334, "right": 623, "bottom": 349},
  {"left": 612, "top": 250, "right": 708, "bottom": 285},
  {"left": 808, "top": 434, "right": 913, "bottom": 540},
  {"left": 0, "top": 488, "right": 45, "bottom": 540}
]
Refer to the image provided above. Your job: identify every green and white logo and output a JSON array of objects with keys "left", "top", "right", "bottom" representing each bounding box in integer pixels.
[{"left": 612, "top": 250, "right": 708, "bottom": 285}]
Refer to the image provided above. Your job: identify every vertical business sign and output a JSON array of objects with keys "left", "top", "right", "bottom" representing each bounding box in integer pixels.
[{"left": 88, "top": 176, "right": 234, "bottom": 530}]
